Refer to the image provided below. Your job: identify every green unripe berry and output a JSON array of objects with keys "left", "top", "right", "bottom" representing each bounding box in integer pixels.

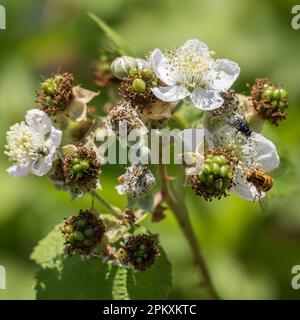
[
  {"left": 80, "top": 161, "right": 90, "bottom": 170},
  {"left": 76, "top": 219, "right": 86, "bottom": 228},
  {"left": 129, "top": 68, "right": 137, "bottom": 77},
  {"left": 42, "top": 83, "right": 56, "bottom": 96},
  {"left": 202, "top": 164, "right": 211, "bottom": 175},
  {"left": 73, "top": 231, "right": 85, "bottom": 242},
  {"left": 273, "top": 89, "right": 281, "bottom": 100},
  {"left": 72, "top": 164, "right": 82, "bottom": 173},
  {"left": 151, "top": 80, "right": 158, "bottom": 87},
  {"left": 68, "top": 235, "right": 76, "bottom": 244},
  {"left": 141, "top": 68, "right": 154, "bottom": 80},
  {"left": 263, "top": 89, "right": 274, "bottom": 100},
  {"left": 220, "top": 165, "right": 229, "bottom": 177},
  {"left": 72, "top": 157, "right": 80, "bottom": 164},
  {"left": 214, "top": 179, "right": 223, "bottom": 190},
  {"left": 143, "top": 253, "right": 148, "bottom": 259},
  {"left": 199, "top": 174, "right": 207, "bottom": 183},
  {"left": 132, "top": 78, "right": 147, "bottom": 93},
  {"left": 211, "top": 163, "right": 220, "bottom": 175},
  {"left": 279, "top": 88, "right": 287, "bottom": 100},
  {"left": 45, "top": 96, "right": 53, "bottom": 105},
  {"left": 207, "top": 175, "right": 214, "bottom": 183},
  {"left": 139, "top": 244, "right": 146, "bottom": 251},
  {"left": 214, "top": 155, "right": 226, "bottom": 165},
  {"left": 219, "top": 155, "right": 227, "bottom": 163},
  {"left": 136, "top": 257, "right": 143, "bottom": 263},
  {"left": 84, "top": 229, "right": 94, "bottom": 238},
  {"left": 278, "top": 101, "right": 286, "bottom": 110}
]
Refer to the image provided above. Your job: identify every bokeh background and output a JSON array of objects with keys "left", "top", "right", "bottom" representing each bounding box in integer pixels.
[{"left": 0, "top": 0, "right": 300, "bottom": 300}]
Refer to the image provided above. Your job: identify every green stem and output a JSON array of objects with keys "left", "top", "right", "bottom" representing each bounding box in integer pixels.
[
  {"left": 158, "top": 164, "right": 220, "bottom": 300},
  {"left": 91, "top": 191, "right": 120, "bottom": 216}
]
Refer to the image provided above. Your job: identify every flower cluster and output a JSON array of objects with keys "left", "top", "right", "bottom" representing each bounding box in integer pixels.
[{"left": 5, "top": 37, "right": 288, "bottom": 272}]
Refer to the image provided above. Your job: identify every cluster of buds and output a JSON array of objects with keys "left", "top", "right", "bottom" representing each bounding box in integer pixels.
[
  {"left": 36, "top": 73, "right": 74, "bottom": 116},
  {"left": 119, "top": 66, "right": 159, "bottom": 108},
  {"left": 62, "top": 210, "right": 105, "bottom": 256},
  {"left": 118, "top": 234, "right": 160, "bottom": 271},
  {"left": 190, "top": 148, "right": 237, "bottom": 201},
  {"left": 62, "top": 144, "right": 102, "bottom": 195},
  {"left": 250, "top": 78, "right": 288, "bottom": 126}
]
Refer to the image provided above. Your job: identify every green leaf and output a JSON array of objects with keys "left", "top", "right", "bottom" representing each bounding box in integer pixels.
[
  {"left": 32, "top": 225, "right": 173, "bottom": 300},
  {"left": 126, "top": 247, "right": 172, "bottom": 300},
  {"left": 87, "top": 13, "right": 132, "bottom": 56},
  {"left": 35, "top": 256, "right": 118, "bottom": 300},
  {"left": 30, "top": 225, "right": 64, "bottom": 268}
]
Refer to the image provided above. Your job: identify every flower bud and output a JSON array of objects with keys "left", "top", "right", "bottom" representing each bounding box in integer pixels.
[{"left": 111, "top": 56, "right": 137, "bottom": 80}]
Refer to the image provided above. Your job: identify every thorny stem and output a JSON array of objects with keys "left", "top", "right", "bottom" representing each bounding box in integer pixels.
[{"left": 158, "top": 163, "right": 220, "bottom": 300}]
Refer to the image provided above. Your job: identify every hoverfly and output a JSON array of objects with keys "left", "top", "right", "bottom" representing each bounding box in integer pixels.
[
  {"left": 245, "top": 162, "right": 287, "bottom": 213},
  {"left": 246, "top": 167, "right": 273, "bottom": 193}
]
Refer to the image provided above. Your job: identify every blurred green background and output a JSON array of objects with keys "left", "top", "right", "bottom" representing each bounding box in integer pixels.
[{"left": 1, "top": 0, "right": 300, "bottom": 300}]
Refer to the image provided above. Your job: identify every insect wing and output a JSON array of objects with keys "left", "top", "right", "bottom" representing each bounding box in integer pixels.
[
  {"left": 259, "top": 194, "right": 269, "bottom": 213},
  {"left": 271, "top": 160, "right": 288, "bottom": 179}
]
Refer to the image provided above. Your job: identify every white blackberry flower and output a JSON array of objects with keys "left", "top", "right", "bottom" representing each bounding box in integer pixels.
[
  {"left": 150, "top": 39, "right": 240, "bottom": 111},
  {"left": 5, "top": 109, "right": 62, "bottom": 177}
]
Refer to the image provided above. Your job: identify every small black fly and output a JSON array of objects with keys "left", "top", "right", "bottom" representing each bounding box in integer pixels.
[{"left": 230, "top": 116, "right": 252, "bottom": 138}]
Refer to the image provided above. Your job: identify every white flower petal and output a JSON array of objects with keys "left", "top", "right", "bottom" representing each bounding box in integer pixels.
[
  {"left": 7, "top": 163, "right": 31, "bottom": 177},
  {"left": 182, "top": 39, "right": 209, "bottom": 53},
  {"left": 46, "top": 127, "right": 62, "bottom": 149},
  {"left": 31, "top": 154, "right": 54, "bottom": 176},
  {"left": 25, "top": 109, "right": 52, "bottom": 134},
  {"left": 151, "top": 85, "right": 190, "bottom": 102},
  {"left": 245, "top": 133, "right": 280, "bottom": 172},
  {"left": 209, "top": 59, "right": 240, "bottom": 91},
  {"left": 150, "top": 49, "right": 177, "bottom": 86},
  {"left": 190, "top": 87, "right": 223, "bottom": 110},
  {"left": 72, "top": 86, "right": 99, "bottom": 104},
  {"left": 65, "top": 100, "right": 87, "bottom": 122},
  {"left": 231, "top": 175, "right": 265, "bottom": 202}
]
